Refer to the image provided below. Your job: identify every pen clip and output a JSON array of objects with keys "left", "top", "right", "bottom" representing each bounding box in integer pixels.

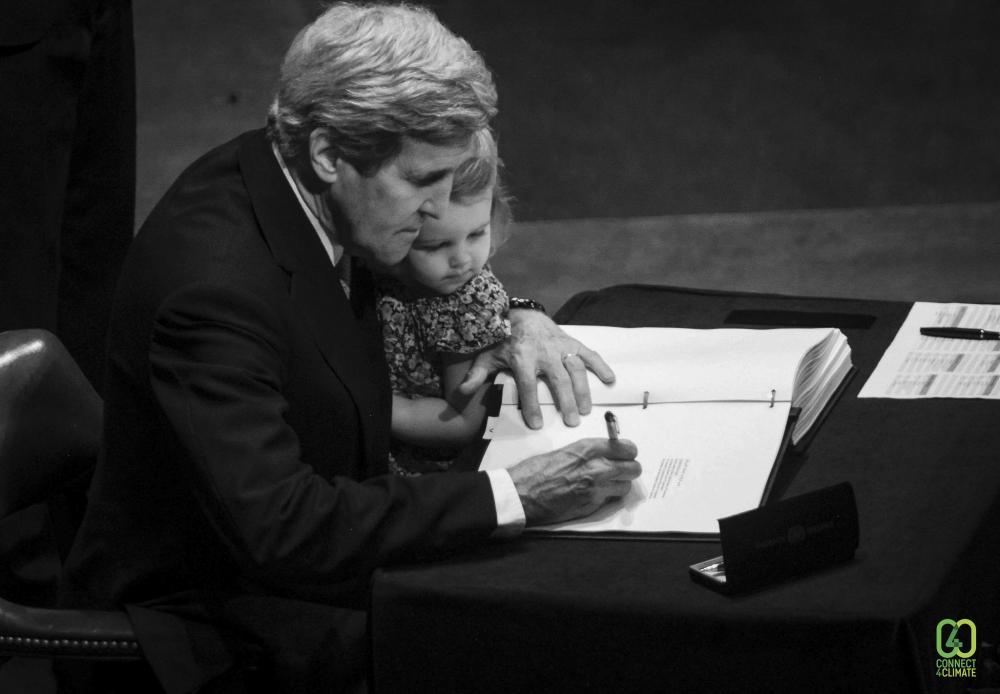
[
  {"left": 769, "top": 389, "right": 776, "bottom": 408},
  {"left": 642, "top": 391, "right": 649, "bottom": 409}
]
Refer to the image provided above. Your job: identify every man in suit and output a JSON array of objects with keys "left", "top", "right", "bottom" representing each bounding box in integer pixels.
[{"left": 59, "top": 4, "right": 640, "bottom": 692}]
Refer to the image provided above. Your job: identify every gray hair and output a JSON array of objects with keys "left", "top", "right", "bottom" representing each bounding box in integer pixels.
[{"left": 266, "top": 2, "right": 498, "bottom": 175}]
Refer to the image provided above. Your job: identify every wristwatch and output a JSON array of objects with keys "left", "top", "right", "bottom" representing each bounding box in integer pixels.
[{"left": 507, "top": 297, "right": 546, "bottom": 314}]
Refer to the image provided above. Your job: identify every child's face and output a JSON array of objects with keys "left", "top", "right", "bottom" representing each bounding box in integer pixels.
[{"left": 401, "top": 193, "right": 492, "bottom": 295}]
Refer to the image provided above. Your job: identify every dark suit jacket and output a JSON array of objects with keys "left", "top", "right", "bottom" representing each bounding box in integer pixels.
[{"left": 60, "top": 129, "right": 498, "bottom": 693}]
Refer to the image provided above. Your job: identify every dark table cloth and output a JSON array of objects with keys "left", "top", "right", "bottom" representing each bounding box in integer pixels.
[{"left": 370, "top": 284, "right": 1000, "bottom": 693}]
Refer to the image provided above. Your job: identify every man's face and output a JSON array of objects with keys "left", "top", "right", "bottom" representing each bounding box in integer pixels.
[{"left": 327, "top": 136, "right": 474, "bottom": 270}]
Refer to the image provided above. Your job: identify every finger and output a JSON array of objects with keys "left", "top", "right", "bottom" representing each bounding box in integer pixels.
[
  {"left": 458, "top": 352, "right": 502, "bottom": 395},
  {"left": 579, "top": 437, "right": 638, "bottom": 462},
  {"left": 576, "top": 344, "right": 615, "bottom": 385},
  {"left": 457, "top": 364, "right": 489, "bottom": 395},
  {"left": 561, "top": 353, "right": 593, "bottom": 416},
  {"left": 511, "top": 362, "right": 544, "bottom": 429},
  {"left": 607, "top": 457, "right": 642, "bottom": 480},
  {"left": 541, "top": 365, "right": 581, "bottom": 427},
  {"left": 607, "top": 438, "right": 639, "bottom": 461},
  {"left": 566, "top": 442, "right": 642, "bottom": 489},
  {"left": 585, "top": 456, "right": 641, "bottom": 483}
]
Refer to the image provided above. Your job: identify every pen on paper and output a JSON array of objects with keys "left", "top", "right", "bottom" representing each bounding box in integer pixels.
[
  {"left": 604, "top": 410, "right": 619, "bottom": 441},
  {"left": 920, "top": 327, "right": 1000, "bottom": 341}
]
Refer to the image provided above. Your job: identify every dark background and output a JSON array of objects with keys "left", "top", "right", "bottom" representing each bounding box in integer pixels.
[
  {"left": 432, "top": 0, "right": 1000, "bottom": 219},
  {"left": 132, "top": 1, "right": 1000, "bottom": 312},
  {"left": 135, "top": 1, "right": 1000, "bottom": 224}
]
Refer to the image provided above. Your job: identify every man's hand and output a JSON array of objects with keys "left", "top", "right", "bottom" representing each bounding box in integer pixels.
[
  {"left": 458, "top": 309, "right": 615, "bottom": 428},
  {"left": 507, "top": 438, "right": 640, "bottom": 526}
]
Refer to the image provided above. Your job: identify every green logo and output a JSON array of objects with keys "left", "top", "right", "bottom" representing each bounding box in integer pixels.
[
  {"left": 937, "top": 618, "right": 976, "bottom": 658},
  {"left": 935, "top": 619, "right": 977, "bottom": 679}
]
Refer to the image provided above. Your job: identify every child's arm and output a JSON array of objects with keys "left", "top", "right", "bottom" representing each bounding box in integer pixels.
[{"left": 391, "top": 352, "right": 491, "bottom": 447}]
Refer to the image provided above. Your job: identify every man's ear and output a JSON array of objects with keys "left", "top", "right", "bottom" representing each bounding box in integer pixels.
[{"left": 308, "top": 128, "right": 339, "bottom": 184}]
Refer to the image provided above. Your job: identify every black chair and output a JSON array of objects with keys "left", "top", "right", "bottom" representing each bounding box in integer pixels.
[{"left": 0, "top": 329, "right": 140, "bottom": 661}]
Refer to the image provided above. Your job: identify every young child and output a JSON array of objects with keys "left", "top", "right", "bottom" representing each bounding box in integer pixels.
[{"left": 376, "top": 129, "right": 513, "bottom": 475}]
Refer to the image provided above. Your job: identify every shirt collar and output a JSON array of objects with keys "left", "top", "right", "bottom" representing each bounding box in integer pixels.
[{"left": 272, "top": 144, "right": 344, "bottom": 267}]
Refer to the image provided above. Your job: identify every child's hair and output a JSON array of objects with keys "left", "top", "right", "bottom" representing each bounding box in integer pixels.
[{"left": 450, "top": 128, "right": 513, "bottom": 253}]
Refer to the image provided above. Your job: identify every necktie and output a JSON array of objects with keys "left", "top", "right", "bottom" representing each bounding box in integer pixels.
[{"left": 337, "top": 253, "right": 351, "bottom": 299}]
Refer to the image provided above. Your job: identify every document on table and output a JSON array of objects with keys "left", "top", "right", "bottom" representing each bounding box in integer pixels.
[
  {"left": 859, "top": 302, "right": 1000, "bottom": 399},
  {"left": 479, "top": 324, "right": 853, "bottom": 536},
  {"left": 482, "top": 400, "right": 794, "bottom": 535}
]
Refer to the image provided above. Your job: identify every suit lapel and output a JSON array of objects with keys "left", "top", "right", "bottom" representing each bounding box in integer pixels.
[{"left": 236, "top": 130, "right": 386, "bottom": 466}]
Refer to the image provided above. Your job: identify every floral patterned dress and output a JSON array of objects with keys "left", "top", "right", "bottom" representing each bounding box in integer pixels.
[{"left": 376, "top": 266, "right": 510, "bottom": 474}]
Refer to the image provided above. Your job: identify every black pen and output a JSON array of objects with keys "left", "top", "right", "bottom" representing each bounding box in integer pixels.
[
  {"left": 604, "top": 411, "right": 619, "bottom": 441},
  {"left": 920, "top": 327, "right": 1000, "bottom": 340}
]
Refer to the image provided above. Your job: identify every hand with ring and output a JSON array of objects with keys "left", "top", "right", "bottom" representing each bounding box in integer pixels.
[{"left": 458, "top": 310, "right": 615, "bottom": 429}]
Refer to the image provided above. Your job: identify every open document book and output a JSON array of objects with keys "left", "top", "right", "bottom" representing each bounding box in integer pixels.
[{"left": 478, "top": 325, "right": 853, "bottom": 538}]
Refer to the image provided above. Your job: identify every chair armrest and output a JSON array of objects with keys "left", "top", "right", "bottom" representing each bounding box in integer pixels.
[{"left": 0, "top": 597, "right": 141, "bottom": 661}]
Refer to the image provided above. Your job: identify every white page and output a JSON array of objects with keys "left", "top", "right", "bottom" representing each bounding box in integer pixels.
[
  {"left": 859, "top": 302, "right": 1000, "bottom": 399},
  {"left": 481, "top": 401, "right": 793, "bottom": 535},
  {"left": 496, "top": 325, "right": 842, "bottom": 406}
]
